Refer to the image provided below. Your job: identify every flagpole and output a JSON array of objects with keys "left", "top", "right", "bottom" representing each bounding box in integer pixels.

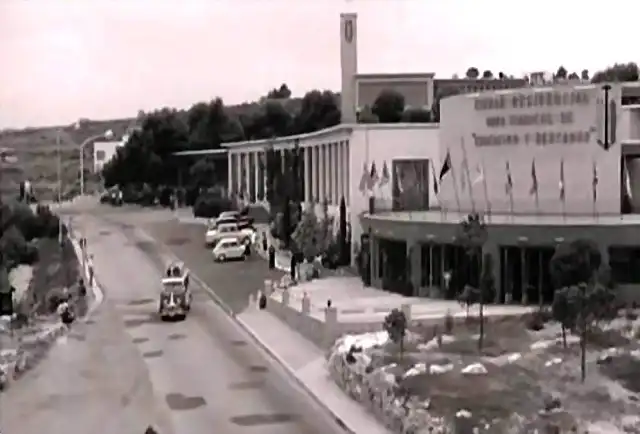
[
  {"left": 431, "top": 159, "right": 444, "bottom": 222},
  {"left": 532, "top": 158, "right": 540, "bottom": 216},
  {"left": 460, "top": 138, "right": 476, "bottom": 214},
  {"left": 560, "top": 159, "right": 566, "bottom": 222},
  {"left": 506, "top": 160, "right": 514, "bottom": 222},
  {"left": 450, "top": 159, "right": 462, "bottom": 215},
  {"left": 592, "top": 160, "right": 598, "bottom": 221},
  {"left": 480, "top": 159, "right": 491, "bottom": 222}
]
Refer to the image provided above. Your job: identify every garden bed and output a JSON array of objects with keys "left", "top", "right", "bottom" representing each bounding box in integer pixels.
[{"left": 327, "top": 313, "right": 640, "bottom": 433}]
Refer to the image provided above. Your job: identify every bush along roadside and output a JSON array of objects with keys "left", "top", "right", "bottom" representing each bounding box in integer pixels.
[{"left": 0, "top": 210, "right": 90, "bottom": 391}]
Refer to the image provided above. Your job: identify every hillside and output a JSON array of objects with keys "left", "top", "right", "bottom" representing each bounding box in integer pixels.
[{"left": 0, "top": 98, "right": 305, "bottom": 201}]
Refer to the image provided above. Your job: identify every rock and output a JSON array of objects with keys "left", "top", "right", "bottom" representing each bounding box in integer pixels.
[
  {"left": 530, "top": 339, "right": 553, "bottom": 350},
  {"left": 418, "top": 334, "right": 456, "bottom": 351},
  {"left": 461, "top": 363, "right": 488, "bottom": 375},
  {"left": 542, "top": 395, "right": 563, "bottom": 414},
  {"left": 507, "top": 352, "right": 522, "bottom": 363},
  {"left": 544, "top": 357, "right": 562, "bottom": 367},
  {"left": 429, "top": 363, "right": 454, "bottom": 374},
  {"left": 404, "top": 363, "right": 427, "bottom": 378}
]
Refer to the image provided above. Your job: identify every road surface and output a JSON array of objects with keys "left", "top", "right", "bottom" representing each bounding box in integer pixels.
[{"left": 4, "top": 206, "right": 344, "bottom": 434}]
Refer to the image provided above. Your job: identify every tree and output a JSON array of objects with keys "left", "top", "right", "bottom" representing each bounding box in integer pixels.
[
  {"left": 292, "top": 90, "right": 341, "bottom": 134},
  {"left": 267, "top": 84, "right": 292, "bottom": 99},
  {"left": 555, "top": 66, "right": 568, "bottom": 80},
  {"left": 552, "top": 287, "right": 576, "bottom": 348},
  {"left": 568, "top": 72, "right": 579, "bottom": 80},
  {"left": 465, "top": 67, "right": 479, "bottom": 79},
  {"left": 372, "top": 89, "right": 405, "bottom": 123},
  {"left": 482, "top": 70, "right": 493, "bottom": 79},
  {"left": 318, "top": 199, "right": 334, "bottom": 255},
  {"left": 383, "top": 308, "right": 407, "bottom": 358},
  {"left": 498, "top": 72, "right": 505, "bottom": 80},
  {"left": 357, "top": 105, "right": 379, "bottom": 123},
  {"left": 401, "top": 108, "right": 432, "bottom": 123},
  {"left": 581, "top": 69, "right": 590, "bottom": 81},
  {"left": 291, "top": 208, "right": 320, "bottom": 261},
  {"left": 592, "top": 62, "right": 639, "bottom": 83},
  {"left": 457, "top": 212, "right": 488, "bottom": 348},
  {"left": 338, "top": 197, "right": 349, "bottom": 266},
  {"left": 188, "top": 157, "right": 218, "bottom": 190},
  {"left": 549, "top": 239, "right": 616, "bottom": 381},
  {"left": 549, "top": 239, "right": 601, "bottom": 290}
]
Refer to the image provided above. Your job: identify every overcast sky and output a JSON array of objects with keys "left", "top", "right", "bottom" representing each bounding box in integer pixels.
[{"left": 1, "top": 0, "right": 638, "bottom": 129}]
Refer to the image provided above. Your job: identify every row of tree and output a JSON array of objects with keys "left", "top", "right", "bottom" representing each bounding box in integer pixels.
[
  {"left": 463, "top": 63, "right": 639, "bottom": 83},
  {"left": 102, "top": 63, "right": 639, "bottom": 195}
]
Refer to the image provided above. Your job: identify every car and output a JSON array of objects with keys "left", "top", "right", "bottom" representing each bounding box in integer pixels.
[
  {"left": 205, "top": 221, "right": 248, "bottom": 247},
  {"left": 158, "top": 262, "right": 192, "bottom": 320},
  {"left": 216, "top": 211, "right": 240, "bottom": 225},
  {"left": 212, "top": 237, "right": 246, "bottom": 262}
]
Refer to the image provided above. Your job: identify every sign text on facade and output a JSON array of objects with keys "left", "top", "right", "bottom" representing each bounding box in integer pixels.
[{"left": 471, "top": 89, "right": 596, "bottom": 147}]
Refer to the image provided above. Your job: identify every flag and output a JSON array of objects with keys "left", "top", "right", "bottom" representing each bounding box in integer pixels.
[
  {"left": 624, "top": 158, "right": 633, "bottom": 199},
  {"left": 472, "top": 164, "right": 484, "bottom": 185},
  {"left": 439, "top": 151, "right": 451, "bottom": 182},
  {"left": 505, "top": 161, "right": 513, "bottom": 195},
  {"left": 369, "top": 161, "right": 379, "bottom": 190},
  {"left": 529, "top": 159, "right": 538, "bottom": 196},
  {"left": 460, "top": 159, "right": 469, "bottom": 192},
  {"left": 431, "top": 159, "right": 440, "bottom": 195},
  {"left": 379, "top": 161, "right": 390, "bottom": 187},
  {"left": 358, "top": 162, "right": 369, "bottom": 193},
  {"left": 592, "top": 160, "right": 598, "bottom": 203},
  {"left": 559, "top": 159, "right": 565, "bottom": 201}
]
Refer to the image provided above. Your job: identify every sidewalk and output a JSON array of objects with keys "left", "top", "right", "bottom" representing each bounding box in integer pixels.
[{"left": 237, "top": 306, "right": 392, "bottom": 434}]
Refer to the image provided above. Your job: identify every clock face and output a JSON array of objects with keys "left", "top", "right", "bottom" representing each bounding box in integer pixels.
[{"left": 344, "top": 19, "right": 353, "bottom": 43}]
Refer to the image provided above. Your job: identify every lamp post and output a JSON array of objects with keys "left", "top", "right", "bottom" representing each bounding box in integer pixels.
[{"left": 79, "top": 129, "right": 113, "bottom": 196}]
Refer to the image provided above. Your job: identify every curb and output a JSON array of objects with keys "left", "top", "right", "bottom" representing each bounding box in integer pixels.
[
  {"left": 0, "top": 232, "right": 105, "bottom": 391},
  {"left": 141, "top": 230, "right": 354, "bottom": 433}
]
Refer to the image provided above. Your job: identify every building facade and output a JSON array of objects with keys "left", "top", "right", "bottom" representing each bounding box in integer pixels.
[
  {"left": 217, "top": 12, "right": 640, "bottom": 304},
  {"left": 93, "top": 140, "right": 124, "bottom": 172}
]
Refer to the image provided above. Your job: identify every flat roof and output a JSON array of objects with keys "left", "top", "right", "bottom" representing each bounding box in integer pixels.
[
  {"left": 172, "top": 149, "right": 228, "bottom": 157},
  {"left": 365, "top": 210, "right": 640, "bottom": 226}
]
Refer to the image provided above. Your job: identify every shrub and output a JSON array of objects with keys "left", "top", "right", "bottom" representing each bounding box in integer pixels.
[{"left": 193, "top": 194, "right": 234, "bottom": 218}]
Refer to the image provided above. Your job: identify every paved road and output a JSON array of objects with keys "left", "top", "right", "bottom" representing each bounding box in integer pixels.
[
  {"left": 32, "top": 209, "right": 340, "bottom": 434},
  {"left": 85, "top": 205, "right": 284, "bottom": 313}
]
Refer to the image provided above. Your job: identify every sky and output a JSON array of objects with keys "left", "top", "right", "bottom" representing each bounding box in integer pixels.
[{"left": 1, "top": 0, "right": 639, "bottom": 129}]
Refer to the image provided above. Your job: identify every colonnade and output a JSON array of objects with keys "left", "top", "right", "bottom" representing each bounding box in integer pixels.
[{"left": 228, "top": 140, "right": 351, "bottom": 206}]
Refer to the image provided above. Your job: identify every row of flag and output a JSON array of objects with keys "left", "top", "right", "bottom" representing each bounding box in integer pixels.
[
  {"left": 358, "top": 160, "right": 391, "bottom": 192},
  {"left": 435, "top": 149, "right": 633, "bottom": 207}
]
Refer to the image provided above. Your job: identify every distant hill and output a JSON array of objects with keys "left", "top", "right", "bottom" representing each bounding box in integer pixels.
[{"left": 0, "top": 97, "right": 305, "bottom": 201}]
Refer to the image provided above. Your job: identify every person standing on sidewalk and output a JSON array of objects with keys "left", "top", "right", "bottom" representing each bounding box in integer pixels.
[{"left": 88, "top": 254, "right": 95, "bottom": 287}]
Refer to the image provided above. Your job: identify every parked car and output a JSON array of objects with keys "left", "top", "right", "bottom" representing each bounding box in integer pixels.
[
  {"left": 212, "top": 237, "right": 246, "bottom": 262},
  {"left": 205, "top": 222, "right": 248, "bottom": 247}
]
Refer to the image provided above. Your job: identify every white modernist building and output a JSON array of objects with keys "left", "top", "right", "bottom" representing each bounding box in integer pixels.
[{"left": 224, "top": 123, "right": 440, "bottom": 250}]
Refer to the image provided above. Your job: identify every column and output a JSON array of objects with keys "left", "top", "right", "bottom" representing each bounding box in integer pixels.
[
  {"left": 327, "top": 144, "right": 333, "bottom": 204},
  {"left": 319, "top": 144, "right": 326, "bottom": 202},
  {"left": 227, "top": 153, "right": 233, "bottom": 197},
  {"left": 331, "top": 143, "right": 342, "bottom": 205},
  {"left": 244, "top": 152, "right": 250, "bottom": 200},
  {"left": 253, "top": 152, "right": 260, "bottom": 203},
  {"left": 344, "top": 140, "right": 350, "bottom": 205},
  {"left": 408, "top": 241, "right": 421, "bottom": 296},
  {"left": 313, "top": 146, "right": 319, "bottom": 203},
  {"left": 304, "top": 147, "right": 311, "bottom": 203}
]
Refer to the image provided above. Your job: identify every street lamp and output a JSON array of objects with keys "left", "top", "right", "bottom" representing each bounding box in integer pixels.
[{"left": 79, "top": 129, "right": 113, "bottom": 196}]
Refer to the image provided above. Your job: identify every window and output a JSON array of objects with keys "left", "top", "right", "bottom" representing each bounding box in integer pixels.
[
  {"left": 609, "top": 247, "right": 640, "bottom": 284},
  {"left": 96, "top": 150, "right": 106, "bottom": 161}
]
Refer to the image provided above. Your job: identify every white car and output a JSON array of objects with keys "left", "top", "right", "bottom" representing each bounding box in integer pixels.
[
  {"left": 213, "top": 238, "right": 246, "bottom": 262},
  {"left": 205, "top": 222, "right": 245, "bottom": 247}
]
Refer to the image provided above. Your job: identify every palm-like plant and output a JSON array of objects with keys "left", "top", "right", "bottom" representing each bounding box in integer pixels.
[{"left": 457, "top": 212, "right": 489, "bottom": 349}]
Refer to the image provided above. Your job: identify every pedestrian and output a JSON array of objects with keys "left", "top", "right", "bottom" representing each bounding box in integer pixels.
[
  {"left": 88, "top": 254, "right": 95, "bottom": 287},
  {"left": 268, "top": 245, "right": 275, "bottom": 270},
  {"left": 262, "top": 233, "right": 268, "bottom": 252},
  {"left": 290, "top": 254, "right": 297, "bottom": 281}
]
